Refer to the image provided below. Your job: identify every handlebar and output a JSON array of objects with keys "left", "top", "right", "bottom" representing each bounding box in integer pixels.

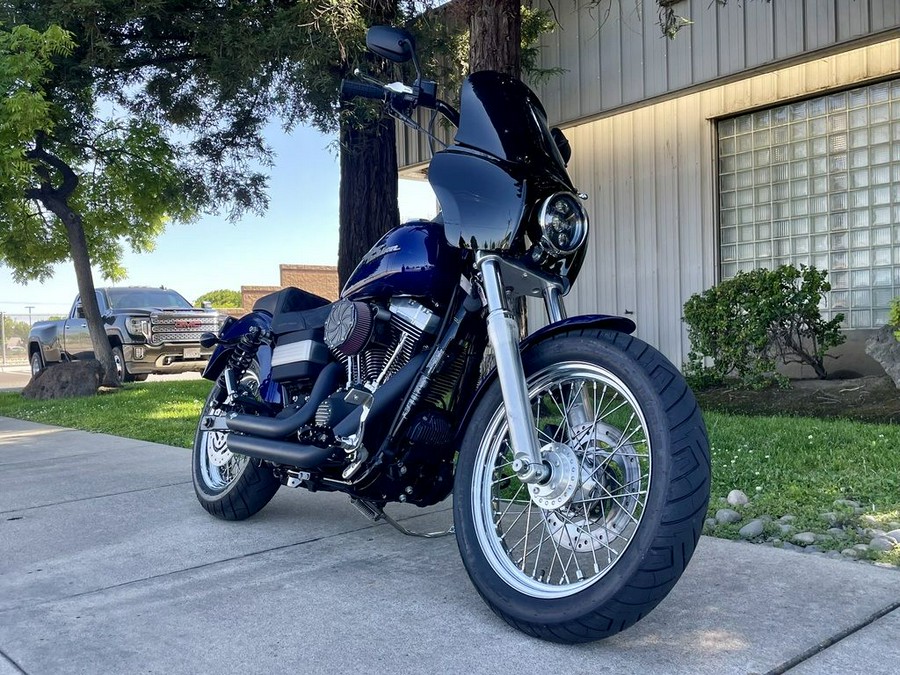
[
  {"left": 340, "top": 79, "right": 387, "bottom": 101},
  {"left": 340, "top": 77, "right": 460, "bottom": 130}
]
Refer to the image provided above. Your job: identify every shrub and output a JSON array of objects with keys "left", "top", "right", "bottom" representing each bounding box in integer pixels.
[
  {"left": 890, "top": 297, "right": 900, "bottom": 341},
  {"left": 683, "top": 265, "right": 845, "bottom": 388}
]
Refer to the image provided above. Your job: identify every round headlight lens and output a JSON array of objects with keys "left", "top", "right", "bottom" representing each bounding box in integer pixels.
[{"left": 538, "top": 192, "right": 588, "bottom": 255}]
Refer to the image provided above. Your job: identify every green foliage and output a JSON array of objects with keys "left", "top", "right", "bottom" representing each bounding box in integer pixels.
[
  {"left": 889, "top": 297, "right": 900, "bottom": 341},
  {"left": 195, "top": 289, "right": 241, "bottom": 308},
  {"left": 683, "top": 265, "right": 846, "bottom": 388},
  {"left": 2, "top": 314, "right": 30, "bottom": 342}
]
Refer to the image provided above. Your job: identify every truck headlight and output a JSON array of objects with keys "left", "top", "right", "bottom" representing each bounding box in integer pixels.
[
  {"left": 127, "top": 317, "right": 150, "bottom": 340},
  {"left": 538, "top": 192, "right": 588, "bottom": 256}
]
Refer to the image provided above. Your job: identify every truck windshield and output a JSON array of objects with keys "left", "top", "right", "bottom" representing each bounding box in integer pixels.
[{"left": 106, "top": 288, "right": 193, "bottom": 309}]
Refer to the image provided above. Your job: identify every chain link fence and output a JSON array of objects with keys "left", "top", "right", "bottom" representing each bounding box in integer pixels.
[{"left": 1, "top": 313, "right": 62, "bottom": 367}]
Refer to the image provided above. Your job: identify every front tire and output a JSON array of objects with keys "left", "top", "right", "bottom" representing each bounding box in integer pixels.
[
  {"left": 192, "top": 370, "right": 280, "bottom": 521},
  {"left": 453, "top": 329, "right": 710, "bottom": 643}
]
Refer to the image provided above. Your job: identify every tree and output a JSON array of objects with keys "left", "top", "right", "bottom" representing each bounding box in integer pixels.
[
  {"left": 0, "top": 2, "right": 301, "bottom": 385},
  {"left": 195, "top": 289, "right": 241, "bottom": 309}
]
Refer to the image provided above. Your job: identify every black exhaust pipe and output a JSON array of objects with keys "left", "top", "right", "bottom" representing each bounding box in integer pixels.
[
  {"left": 226, "top": 353, "right": 426, "bottom": 469},
  {"left": 226, "top": 435, "right": 335, "bottom": 468},
  {"left": 226, "top": 361, "right": 343, "bottom": 439}
]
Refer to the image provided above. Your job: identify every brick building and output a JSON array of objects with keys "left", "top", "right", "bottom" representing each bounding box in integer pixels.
[{"left": 237, "top": 264, "right": 339, "bottom": 315}]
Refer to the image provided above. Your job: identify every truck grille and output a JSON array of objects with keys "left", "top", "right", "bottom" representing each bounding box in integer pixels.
[{"left": 149, "top": 312, "right": 221, "bottom": 345}]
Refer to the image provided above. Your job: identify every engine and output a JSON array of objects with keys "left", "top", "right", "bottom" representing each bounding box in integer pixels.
[{"left": 323, "top": 297, "right": 439, "bottom": 390}]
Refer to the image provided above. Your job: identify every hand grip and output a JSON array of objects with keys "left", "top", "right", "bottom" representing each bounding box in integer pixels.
[{"left": 340, "top": 79, "right": 386, "bottom": 101}]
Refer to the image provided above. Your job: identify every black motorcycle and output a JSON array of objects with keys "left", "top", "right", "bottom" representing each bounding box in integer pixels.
[{"left": 191, "top": 25, "right": 710, "bottom": 643}]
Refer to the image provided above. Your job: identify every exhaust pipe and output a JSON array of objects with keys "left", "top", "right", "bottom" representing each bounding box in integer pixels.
[
  {"left": 226, "top": 435, "right": 335, "bottom": 468},
  {"left": 226, "top": 354, "right": 426, "bottom": 469},
  {"left": 226, "top": 362, "right": 343, "bottom": 438}
]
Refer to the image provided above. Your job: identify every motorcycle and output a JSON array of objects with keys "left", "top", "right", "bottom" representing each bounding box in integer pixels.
[{"left": 191, "top": 25, "right": 710, "bottom": 643}]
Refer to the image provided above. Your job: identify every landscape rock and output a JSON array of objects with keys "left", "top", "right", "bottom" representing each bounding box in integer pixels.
[
  {"left": 841, "top": 548, "right": 860, "bottom": 559},
  {"left": 779, "top": 524, "right": 795, "bottom": 536},
  {"left": 833, "top": 499, "right": 860, "bottom": 509},
  {"left": 704, "top": 518, "right": 717, "bottom": 532},
  {"left": 865, "top": 325, "right": 900, "bottom": 388},
  {"left": 804, "top": 545, "right": 823, "bottom": 554},
  {"left": 853, "top": 544, "right": 871, "bottom": 553},
  {"left": 886, "top": 529, "right": 900, "bottom": 541},
  {"left": 778, "top": 515, "right": 796, "bottom": 523},
  {"left": 826, "top": 527, "right": 848, "bottom": 540},
  {"left": 727, "top": 490, "right": 749, "bottom": 507},
  {"left": 716, "top": 509, "right": 742, "bottom": 525},
  {"left": 820, "top": 512, "right": 838, "bottom": 525},
  {"left": 869, "top": 537, "right": 896, "bottom": 552},
  {"left": 792, "top": 532, "right": 817, "bottom": 545},
  {"left": 860, "top": 515, "right": 880, "bottom": 527},
  {"left": 739, "top": 520, "right": 765, "bottom": 539},
  {"left": 825, "top": 551, "right": 843, "bottom": 560},
  {"left": 22, "top": 361, "right": 104, "bottom": 400}
]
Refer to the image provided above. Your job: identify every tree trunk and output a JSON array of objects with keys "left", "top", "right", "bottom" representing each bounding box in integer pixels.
[
  {"left": 41, "top": 197, "right": 118, "bottom": 387},
  {"left": 337, "top": 116, "right": 400, "bottom": 288},
  {"left": 468, "top": 0, "right": 521, "bottom": 77},
  {"left": 468, "top": 0, "right": 528, "bottom": 338}
]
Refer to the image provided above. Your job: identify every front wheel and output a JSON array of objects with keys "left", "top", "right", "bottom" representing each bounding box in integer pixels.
[
  {"left": 453, "top": 329, "right": 710, "bottom": 643},
  {"left": 191, "top": 367, "right": 280, "bottom": 520}
]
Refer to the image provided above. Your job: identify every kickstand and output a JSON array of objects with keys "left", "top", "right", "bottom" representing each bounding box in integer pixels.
[{"left": 350, "top": 498, "right": 454, "bottom": 539}]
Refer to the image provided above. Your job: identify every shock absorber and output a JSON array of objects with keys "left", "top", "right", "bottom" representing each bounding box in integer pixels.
[{"left": 222, "top": 325, "right": 266, "bottom": 399}]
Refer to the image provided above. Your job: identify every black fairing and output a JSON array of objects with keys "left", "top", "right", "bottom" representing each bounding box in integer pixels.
[{"left": 429, "top": 72, "right": 586, "bottom": 284}]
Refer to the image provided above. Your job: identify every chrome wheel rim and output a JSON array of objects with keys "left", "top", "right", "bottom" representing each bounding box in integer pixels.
[
  {"left": 113, "top": 351, "right": 125, "bottom": 383},
  {"left": 472, "top": 362, "right": 652, "bottom": 599},
  {"left": 197, "top": 374, "right": 257, "bottom": 491},
  {"left": 30, "top": 353, "right": 41, "bottom": 377}
]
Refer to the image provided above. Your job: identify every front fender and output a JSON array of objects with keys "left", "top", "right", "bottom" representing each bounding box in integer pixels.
[
  {"left": 455, "top": 314, "right": 635, "bottom": 444},
  {"left": 202, "top": 311, "right": 278, "bottom": 403}
]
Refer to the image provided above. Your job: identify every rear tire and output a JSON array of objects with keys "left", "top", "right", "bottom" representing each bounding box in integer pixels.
[
  {"left": 30, "top": 350, "right": 44, "bottom": 378},
  {"left": 192, "top": 369, "right": 280, "bottom": 521},
  {"left": 453, "top": 329, "right": 710, "bottom": 643}
]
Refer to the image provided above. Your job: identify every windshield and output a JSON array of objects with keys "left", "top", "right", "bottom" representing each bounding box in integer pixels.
[
  {"left": 106, "top": 288, "right": 193, "bottom": 309},
  {"left": 453, "top": 72, "right": 568, "bottom": 179}
]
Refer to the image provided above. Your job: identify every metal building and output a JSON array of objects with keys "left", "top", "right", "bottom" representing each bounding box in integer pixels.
[{"left": 399, "top": 0, "right": 900, "bottom": 374}]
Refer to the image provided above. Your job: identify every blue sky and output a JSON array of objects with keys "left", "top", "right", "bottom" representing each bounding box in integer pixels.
[{"left": 0, "top": 122, "right": 438, "bottom": 319}]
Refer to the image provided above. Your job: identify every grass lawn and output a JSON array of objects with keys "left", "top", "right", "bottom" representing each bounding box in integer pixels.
[{"left": 0, "top": 380, "right": 897, "bottom": 565}]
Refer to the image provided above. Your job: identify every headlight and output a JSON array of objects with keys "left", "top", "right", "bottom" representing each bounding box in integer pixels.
[
  {"left": 538, "top": 192, "right": 588, "bottom": 255},
  {"left": 126, "top": 317, "right": 150, "bottom": 340}
]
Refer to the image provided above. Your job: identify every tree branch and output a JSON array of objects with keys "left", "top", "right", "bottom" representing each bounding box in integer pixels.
[{"left": 24, "top": 137, "right": 79, "bottom": 200}]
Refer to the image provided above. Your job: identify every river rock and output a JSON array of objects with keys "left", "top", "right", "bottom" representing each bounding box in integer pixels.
[
  {"left": 793, "top": 532, "right": 817, "bottom": 545},
  {"left": 886, "top": 529, "right": 900, "bottom": 541},
  {"left": 716, "top": 509, "right": 742, "bottom": 525},
  {"left": 841, "top": 548, "right": 860, "bottom": 559},
  {"left": 833, "top": 499, "right": 861, "bottom": 509},
  {"left": 826, "top": 527, "right": 848, "bottom": 539},
  {"left": 704, "top": 518, "right": 717, "bottom": 532},
  {"left": 865, "top": 325, "right": 900, "bottom": 388},
  {"left": 727, "top": 490, "right": 749, "bottom": 507},
  {"left": 779, "top": 515, "right": 796, "bottom": 523},
  {"left": 820, "top": 512, "right": 838, "bottom": 525},
  {"left": 779, "top": 524, "right": 795, "bottom": 536},
  {"left": 860, "top": 514, "right": 880, "bottom": 527},
  {"left": 22, "top": 360, "right": 104, "bottom": 400},
  {"left": 869, "top": 536, "right": 896, "bottom": 552},
  {"left": 853, "top": 544, "right": 870, "bottom": 553},
  {"left": 739, "top": 520, "right": 765, "bottom": 539}
]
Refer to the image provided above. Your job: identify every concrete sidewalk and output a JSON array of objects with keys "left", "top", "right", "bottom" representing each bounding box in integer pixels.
[{"left": 0, "top": 417, "right": 897, "bottom": 675}]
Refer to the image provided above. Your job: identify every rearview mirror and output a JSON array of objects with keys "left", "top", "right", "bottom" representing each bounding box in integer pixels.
[{"left": 366, "top": 25, "right": 415, "bottom": 63}]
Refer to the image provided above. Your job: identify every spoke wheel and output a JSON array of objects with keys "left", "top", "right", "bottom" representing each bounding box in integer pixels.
[
  {"left": 191, "top": 363, "right": 281, "bottom": 521},
  {"left": 474, "top": 363, "right": 651, "bottom": 598},
  {"left": 454, "top": 329, "right": 710, "bottom": 643}
]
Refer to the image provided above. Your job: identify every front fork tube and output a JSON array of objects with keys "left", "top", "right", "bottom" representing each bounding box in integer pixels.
[{"left": 478, "top": 257, "right": 549, "bottom": 484}]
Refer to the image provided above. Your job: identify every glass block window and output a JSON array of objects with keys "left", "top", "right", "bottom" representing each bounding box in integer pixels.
[{"left": 717, "top": 79, "right": 900, "bottom": 328}]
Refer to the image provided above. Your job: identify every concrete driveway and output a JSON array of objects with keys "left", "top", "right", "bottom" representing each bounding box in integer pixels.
[{"left": 0, "top": 417, "right": 898, "bottom": 674}]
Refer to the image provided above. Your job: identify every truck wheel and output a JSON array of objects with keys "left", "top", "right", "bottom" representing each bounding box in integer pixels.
[
  {"left": 111, "top": 346, "right": 130, "bottom": 384},
  {"left": 30, "top": 351, "right": 44, "bottom": 378}
]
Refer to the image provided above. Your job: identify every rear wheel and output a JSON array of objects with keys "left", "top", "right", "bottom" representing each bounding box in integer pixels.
[
  {"left": 454, "top": 329, "right": 710, "bottom": 643},
  {"left": 30, "top": 350, "right": 43, "bottom": 378},
  {"left": 192, "top": 366, "right": 280, "bottom": 520}
]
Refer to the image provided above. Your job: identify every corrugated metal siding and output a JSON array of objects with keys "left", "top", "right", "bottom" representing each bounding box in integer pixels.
[
  {"left": 554, "top": 38, "right": 900, "bottom": 366},
  {"left": 528, "top": 0, "right": 900, "bottom": 127}
]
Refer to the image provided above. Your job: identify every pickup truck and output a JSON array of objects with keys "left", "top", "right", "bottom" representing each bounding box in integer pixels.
[{"left": 28, "top": 287, "right": 224, "bottom": 384}]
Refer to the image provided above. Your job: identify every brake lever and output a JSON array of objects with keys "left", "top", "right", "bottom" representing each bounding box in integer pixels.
[{"left": 353, "top": 67, "right": 386, "bottom": 88}]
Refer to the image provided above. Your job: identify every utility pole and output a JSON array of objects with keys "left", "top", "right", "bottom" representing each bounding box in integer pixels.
[
  {"left": 25, "top": 305, "right": 34, "bottom": 325},
  {"left": 1, "top": 312, "right": 6, "bottom": 367}
]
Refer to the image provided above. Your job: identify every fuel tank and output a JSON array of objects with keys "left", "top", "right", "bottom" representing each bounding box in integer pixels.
[{"left": 341, "top": 221, "right": 463, "bottom": 308}]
